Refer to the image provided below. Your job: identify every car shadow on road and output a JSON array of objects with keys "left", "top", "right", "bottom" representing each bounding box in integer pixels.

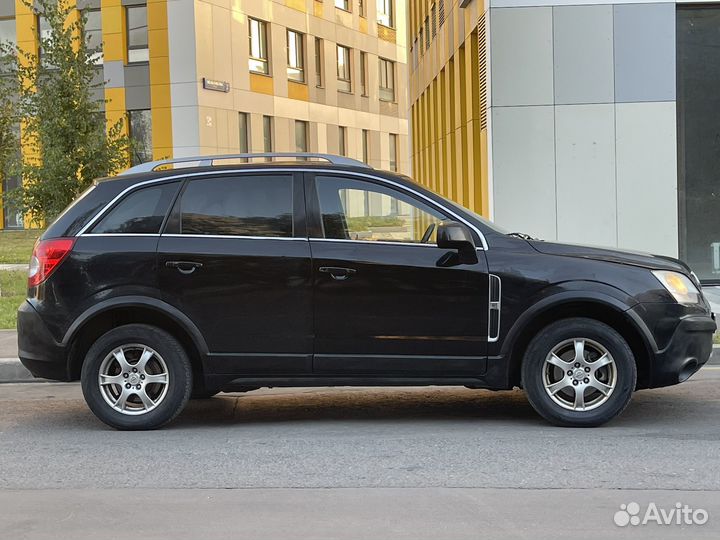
[{"left": 172, "top": 387, "right": 545, "bottom": 428}]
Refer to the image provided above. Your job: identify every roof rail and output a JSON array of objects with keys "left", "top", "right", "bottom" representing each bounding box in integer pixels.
[{"left": 120, "top": 152, "right": 372, "bottom": 175}]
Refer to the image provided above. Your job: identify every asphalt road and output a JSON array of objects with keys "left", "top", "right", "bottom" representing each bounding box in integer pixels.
[{"left": 1, "top": 369, "right": 720, "bottom": 539}]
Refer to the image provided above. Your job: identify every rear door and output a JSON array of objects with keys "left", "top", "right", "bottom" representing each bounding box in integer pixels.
[{"left": 157, "top": 171, "right": 313, "bottom": 376}]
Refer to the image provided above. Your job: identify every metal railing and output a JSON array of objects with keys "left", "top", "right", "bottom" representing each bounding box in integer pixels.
[{"left": 120, "top": 153, "right": 371, "bottom": 175}]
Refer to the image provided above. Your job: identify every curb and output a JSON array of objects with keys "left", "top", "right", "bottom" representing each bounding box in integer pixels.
[{"left": 0, "top": 358, "right": 40, "bottom": 383}]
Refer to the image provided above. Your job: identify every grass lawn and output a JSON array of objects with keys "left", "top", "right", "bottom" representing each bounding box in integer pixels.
[
  {"left": 0, "top": 229, "right": 43, "bottom": 264},
  {"left": 0, "top": 270, "right": 25, "bottom": 329}
]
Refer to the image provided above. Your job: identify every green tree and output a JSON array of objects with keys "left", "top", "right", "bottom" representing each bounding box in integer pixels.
[{"left": 3, "top": 0, "right": 131, "bottom": 225}]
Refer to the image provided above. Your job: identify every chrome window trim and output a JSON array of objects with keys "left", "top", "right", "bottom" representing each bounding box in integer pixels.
[
  {"left": 162, "top": 234, "right": 305, "bottom": 241},
  {"left": 75, "top": 168, "right": 490, "bottom": 250},
  {"left": 310, "top": 237, "right": 440, "bottom": 248},
  {"left": 81, "top": 233, "right": 161, "bottom": 237}
]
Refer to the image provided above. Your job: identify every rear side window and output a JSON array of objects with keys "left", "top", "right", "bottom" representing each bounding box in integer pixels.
[
  {"left": 91, "top": 182, "right": 179, "bottom": 234},
  {"left": 178, "top": 175, "right": 293, "bottom": 237}
]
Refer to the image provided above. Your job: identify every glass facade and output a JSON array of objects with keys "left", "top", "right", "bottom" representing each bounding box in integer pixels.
[
  {"left": 677, "top": 7, "right": 720, "bottom": 281},
  {"left": 127, "top": 6, "right": 149, "bottom": 63}
]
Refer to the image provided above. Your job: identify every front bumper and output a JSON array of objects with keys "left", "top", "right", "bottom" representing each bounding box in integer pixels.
[
  {"left": 17, "top": 301, "right": 69, "bottom": 381},
  {"left": 647, "top": 313, "right": 715, "bottom": 388}
]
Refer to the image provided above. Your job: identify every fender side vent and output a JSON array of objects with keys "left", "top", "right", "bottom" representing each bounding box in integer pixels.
[{"left": 488, "top": 274, "right": 501, "bottom": 342}]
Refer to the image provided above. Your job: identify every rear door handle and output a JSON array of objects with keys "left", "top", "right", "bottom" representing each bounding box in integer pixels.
[
  {"left": 319, "top": 266, "right": 357, "bottom": 281},
  {"left": 166, "top": 261, "right": 203, "bottom": 275}
]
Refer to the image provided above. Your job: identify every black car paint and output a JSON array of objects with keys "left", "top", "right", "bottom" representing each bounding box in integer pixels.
[{"left": 17, "top": 163, "right": 716, "bottom": 393}]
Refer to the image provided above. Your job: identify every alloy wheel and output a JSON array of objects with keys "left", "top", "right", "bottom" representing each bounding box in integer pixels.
[
  {"left": 98, "top": 344, "right": 170, "bottom": 415},
  {"left": 542, "top": 338, "right": 617, "bottom": 412}
]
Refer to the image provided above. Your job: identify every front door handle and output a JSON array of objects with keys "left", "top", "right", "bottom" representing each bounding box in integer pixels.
[
  {"left": 319, "top": 266, "right": 357, "bottom": 281},
  {"left": 166, "top": 261, "right": 203, "bottom": 275}
]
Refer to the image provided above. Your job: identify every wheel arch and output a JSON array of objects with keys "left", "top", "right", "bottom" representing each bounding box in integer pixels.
[
  {"left": 65, "top": 297, "right": 209, "bottom": 384},
  {"left": 502, "top": 292, "right": 656, "bottom": 390}
]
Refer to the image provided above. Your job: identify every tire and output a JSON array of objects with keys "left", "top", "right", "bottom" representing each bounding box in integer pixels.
[
  {"left": 81, "top": 324, "right": 192, "bottom": 430},
  {"left": 521, "top": 317, "right": 636, "bottom": 427}
]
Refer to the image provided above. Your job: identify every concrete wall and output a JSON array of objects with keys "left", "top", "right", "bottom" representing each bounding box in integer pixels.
[{"left": 487, "top": 1, "right": 678, "bottom": 256}]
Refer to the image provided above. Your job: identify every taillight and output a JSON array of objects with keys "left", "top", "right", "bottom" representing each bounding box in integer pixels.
[{"left": 28, "top": 238, "right": 76, "bottom": 288}]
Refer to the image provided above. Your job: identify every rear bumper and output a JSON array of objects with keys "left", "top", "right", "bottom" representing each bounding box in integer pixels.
[
  {"left": 17, "top": 301, "right": 69, "bottom": 381},
  {"left": 647, "top": 313, "right": 715, "bottom": 388}
]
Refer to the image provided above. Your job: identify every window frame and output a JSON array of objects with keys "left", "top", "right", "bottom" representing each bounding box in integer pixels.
[
  {"left": 314, "top": 37, "right": 324, "bottom": 87},
  {"left": 336, "top": 44, "right": 352, "bottom": 93},
  {"left": 359, "top": 51, "right": 368, "bottom": 96},
  {"left": 286, "top": 29, "right": 305, "bottom": 83},
  {"left": 378, "top": 57, "right": 395, "bottom": 102},
  {"left": 377, "top": 0, "right": 394, "bottom": 28},
  {"left": 126, "top": 5, "right": 149, "bottom": 64},
  {"left": 248, "top": 17, "right": 270, "bottom": 75},
  {"left": 295, "top": 120, "right": 309, "bottom": 152},
  {"left": 84, "top": 8, "right": 103, "bottom": 65},
  {"left": 334, "top": 0, "right": 351, "bottom": 12}
]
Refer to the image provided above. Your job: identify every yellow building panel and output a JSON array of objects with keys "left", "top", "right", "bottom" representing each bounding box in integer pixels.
[
  {"left": 147, "top": 1, "right": 168, "bottom": 29},
  {"left": 250, "top": 73, "right": 275, "bottom": 95},
  {"left": 378, "top": 25, "right": 396, "bottom": 44},
  {"left": 150, "top": 84, "right": 172, "bottom": 109},
  {"left": 313, "top": 0, "right": 323, "bottom": 17},
  {"left": 101, "top": 4, "right": 124, "bottom": 35},
  {"left": 288, "top": 81, "right": 309, "bottom": 101},
  {"left": 359, "top": 17, "right": 368, "bottom": 34},
  {"left": 149, "top": 55, "right": 171, "bottom": 85},
  {"left": 285, "top": 0, "right": 307, "bottom": 13},
  {"left": 148, "top": 29, "right": 169, "bottom": 58},
  {"left": 151, "top": 108, "right": 173, "bottom": 154}
]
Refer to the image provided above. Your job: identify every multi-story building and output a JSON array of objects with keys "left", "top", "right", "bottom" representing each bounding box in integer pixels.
[
  {"left": 409, "top": 0, "right": 720, "bottom": 284},
  {"left": 0, "top": 0, "right": 409, "bottom": 230}
]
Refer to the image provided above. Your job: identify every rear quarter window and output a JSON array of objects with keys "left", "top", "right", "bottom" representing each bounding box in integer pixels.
[
  {"left": 43, "top": 183, "right": 118, "bottom": 238},
  {"left": 90, "top": 182, "right": 180, "bottom": 234}
]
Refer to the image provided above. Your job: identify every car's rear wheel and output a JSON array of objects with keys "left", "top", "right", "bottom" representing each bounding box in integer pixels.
[
  {"left": 522, "top": 317, "right": 636, "bottom": 427},
  {"left": 81, "top": 324, "right": 192, "bottom": 430}
]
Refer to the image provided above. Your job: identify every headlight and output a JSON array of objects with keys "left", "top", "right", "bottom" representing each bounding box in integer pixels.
[{"left": 652, "top": 270, "right": 701, "bottom": 305}]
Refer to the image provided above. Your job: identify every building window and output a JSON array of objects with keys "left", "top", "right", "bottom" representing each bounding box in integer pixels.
[
  {"left": 84, "top": 9, "right": 103, "bottom": 65},
  {"left": 439, "top": 0, "right": 445, "bottom": 27},
  {"left": 362, "top": 129, "right": 369, "bottom": 163},
  {"left": 339, "top": 126, "right": 347, "bottom": 156},
  {"left": 287, "top": 29, "right": 305, "bottom": 83},
  {"left": 128, "top": 109, "right": 153, "bottom": 165},
  {"left": 238, "top": 112, "right": 249, "bottom": 154},
  {"left": 379, "top": 58, "right": 395, "bottom": 102},
  {"left": 431, "top": 3, "right": 437, "bottom": 38},
  {"left": 0, "top": 17, "right": 16, "bottom": 73},
  {"left": 389, "top": 133, "right": 398, "bottom": 172},
  {"left": 37, "top": 16, "right": 51, "bottom": 65},
  {"left": 425, "top": 16, "right": 430, "bottom": 49},
  {"left": 263, "top": 115, "right": 273, "bottom": 155},
  {"left": 377, "top": 0, "right": 394, "bottom": 28},
  {"left": 678, "top": 7, "right": 720, "bottom": 281},
  {"left": 295, "top": 120, "right": 308, "bottom": 152},
  {"left": 335, "top": 0, "right": 350, "bottom": 11},
  {"left": 419, "top": 28, "right": 424, "bottom": 57},
  {"left": 359, "top": 51, "right": 368, "bottom": 96},
  {"left": 412, "top": 38, "right": 418, "bottom": 69},
  {"left": 359, "top": 0, "right": 366, "bottom": 17},
  {"left": 248, "top": 18, "right": 269, "bottom": 75},
  {"left": 127, "top": 5, "right": 149, "bottom": 63},
  {"left": 315, "top": 37, "right": 324, "bottom": 87},
  {"left": 337, "top": 45, "right": 351, "bottom": 92}
]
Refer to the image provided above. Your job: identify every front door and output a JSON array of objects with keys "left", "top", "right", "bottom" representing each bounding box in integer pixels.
[
  {"left": 157, "top": 172, "right": 313, "bottom": 375},
  {"left": 307, "top": 173, "right": 489, "bottom": 377}
]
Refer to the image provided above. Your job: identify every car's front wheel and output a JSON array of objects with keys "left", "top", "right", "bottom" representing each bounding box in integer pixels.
[
  {"left": 81, "top": 324, "right": 192, "bottom": 430},
  {"left": 522, "top": 317, "right": 636, "bottom": 427}
]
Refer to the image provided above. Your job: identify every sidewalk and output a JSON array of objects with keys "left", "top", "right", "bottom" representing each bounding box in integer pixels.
[{"left": 2, "top": 329, "right": 720, "bottom": 383}]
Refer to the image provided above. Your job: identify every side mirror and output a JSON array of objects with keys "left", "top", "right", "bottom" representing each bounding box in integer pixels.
[{"left": 437, "top": 221, "right": 478, "bottom": 265}]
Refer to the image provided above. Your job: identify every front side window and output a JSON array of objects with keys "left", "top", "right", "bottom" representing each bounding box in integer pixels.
[
  {"left": 92, "top": 182, "right": 179, "bottom": 234},
  {"left": 337, "top": 45, "right": 351, "bottom": 92},
  {"left": 179, "top": 176, "right": 293, "bottom": 237},
  {"left": 249, "top": 18, "right": 269, "bottom": 74},
  {"left": 287, "top": 29, "right": 305, "bottom": 82},
  {"left": 315, "top": 176, "right": 446, "bottom": 243},
  {"left": 128, "top": 109, "right": 152, "bottom": 165},
  {"left": 377, "top": 0, "right": 394, "bottom": 28},
  {"left": 379, "top": 58, "right": 395, "bottom": 101},
  {"left": 127, "top": 6, "right": 149, "bottom": 63},
  {"left": 84, "top": 9, "right": 103, "bottom": 65}
]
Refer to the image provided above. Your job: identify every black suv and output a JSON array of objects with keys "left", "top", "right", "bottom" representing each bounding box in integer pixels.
[{"left": 17, "top": 153, "right": 716, "bottom": 430}]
